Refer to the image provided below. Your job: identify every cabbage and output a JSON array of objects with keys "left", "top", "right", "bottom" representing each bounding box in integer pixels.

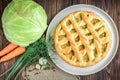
[{"left": 2, "top": 0, "right": 47, "bottom": 46}]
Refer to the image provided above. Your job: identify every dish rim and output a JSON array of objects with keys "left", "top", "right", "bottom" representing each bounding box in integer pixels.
[{"left": 46, "top": 4, "right": 119, "bottom": 75}]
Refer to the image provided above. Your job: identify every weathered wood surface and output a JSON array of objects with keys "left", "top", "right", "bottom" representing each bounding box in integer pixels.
[{"left": 0, "top": 0, "right": 120, "bottom": 80}]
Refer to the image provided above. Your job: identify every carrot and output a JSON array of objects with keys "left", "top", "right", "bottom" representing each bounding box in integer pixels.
[
  {"left": 0, "top": 43, "right": 18, "bottom": 57},
  {"left": 0, "top": 47, "right": 26, "bottom": 63}
]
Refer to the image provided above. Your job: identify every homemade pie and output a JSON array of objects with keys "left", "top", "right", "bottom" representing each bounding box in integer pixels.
[{"left": 54, "top": 11, "right": 112, "bottom": 67}]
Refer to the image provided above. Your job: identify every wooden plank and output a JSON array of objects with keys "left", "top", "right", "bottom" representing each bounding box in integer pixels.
[{"left": 113, "top": 0, "right": 120, "bottom": 80}]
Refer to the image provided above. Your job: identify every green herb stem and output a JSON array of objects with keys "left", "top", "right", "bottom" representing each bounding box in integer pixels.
[
  {"left": 14, "top": 61, "right": 30, "bottom": 80},
  {"left": 0, "top": 36, "right": 53, "bottom": 79},
  {"left": 6, "top": 61, "right": 23, "bottom": 80},
  {"left": 0, "top": 55, "right": 24, "bottom": 78}
]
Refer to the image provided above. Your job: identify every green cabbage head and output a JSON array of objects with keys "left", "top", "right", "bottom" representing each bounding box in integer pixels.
[{"left": 2, "top": 0, "right": 47, "bottom": 46}]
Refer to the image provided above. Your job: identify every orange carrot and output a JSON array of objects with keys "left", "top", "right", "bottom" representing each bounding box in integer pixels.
[
  {"left": 0, "top": 47, "right": 26, "bottom": 63},
  {"left": 0, "top": 43, "right": 18, "bottom": 57}
]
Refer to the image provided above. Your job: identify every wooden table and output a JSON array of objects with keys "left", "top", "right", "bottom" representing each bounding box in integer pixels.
[{"left": 0, "top": 0, "right": 120, "bottom": 80}]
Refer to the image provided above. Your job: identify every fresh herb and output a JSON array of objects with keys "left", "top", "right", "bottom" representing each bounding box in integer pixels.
[{"left": 0, "top": 36, "right": 53, "bottom": 80}]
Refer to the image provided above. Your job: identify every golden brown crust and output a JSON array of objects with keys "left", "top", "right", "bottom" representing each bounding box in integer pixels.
[{"left": 54, "top": 11, "right": 112, "bottom": 67}]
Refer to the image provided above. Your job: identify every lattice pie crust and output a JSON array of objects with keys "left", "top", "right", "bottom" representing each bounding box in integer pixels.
[{"left": 54, "top": 11, "right": 112, "bottom": 67}]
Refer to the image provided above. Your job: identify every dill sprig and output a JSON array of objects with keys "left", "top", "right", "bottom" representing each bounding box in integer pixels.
[{"left": 0, "top": 36, "right": 53, "bottom": 80}]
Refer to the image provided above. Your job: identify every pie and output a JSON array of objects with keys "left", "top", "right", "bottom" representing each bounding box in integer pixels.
[{"left": 54, "top": 11, "right": 112, "bottom": 67}]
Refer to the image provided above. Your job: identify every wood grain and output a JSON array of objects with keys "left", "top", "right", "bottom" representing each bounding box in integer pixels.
[{"left": 0, "top": 0, "right": 120, "bottom": 80}]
